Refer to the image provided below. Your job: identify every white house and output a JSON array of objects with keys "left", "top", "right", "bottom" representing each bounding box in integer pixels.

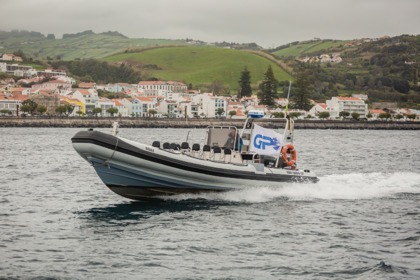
[
  {"left": 121, "top": 97, "right": 156, "bottom": 117},
  {"left": 0, "top": 93, "right": 28, "bottom": 116},
  {"left": 138, "top": 81, "right": 188, "bottom": 98},
  {"left": 1, "top": 54, "right": 23, "bottom": 62},
  {"left": 326, "top": 97, "right": 368, "bottom": 119},
  {"left": 113, "top": 99, "right": 129, "bottom": 117},
  {"left": 308, "top": 103, "right": 328, "bottom": 118},
  {"left": 72, "top": 89, "right": 99, "bottom": 115},
  {"left": 96, "top": 98, "right": 115, "bottom": 116},
  {"left": 158, "top": 100, "right": 179, "bottom": 117},
  {"left": 191, "top": 93, "right": 228, "bottom": 118}
]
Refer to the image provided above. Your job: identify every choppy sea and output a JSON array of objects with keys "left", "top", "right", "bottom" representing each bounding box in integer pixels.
[{"left": 1, "top": 127, "right": 420, "bottom": 280}]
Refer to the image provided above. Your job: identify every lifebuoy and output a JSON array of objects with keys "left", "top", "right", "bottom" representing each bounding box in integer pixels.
[{"left": 281, "top": 144, "right": 297, "bottom": 167}]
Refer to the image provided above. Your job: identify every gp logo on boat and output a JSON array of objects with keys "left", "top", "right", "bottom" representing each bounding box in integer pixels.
[{"left": 253, "top": 134, "right": 281, "bottom": 150}]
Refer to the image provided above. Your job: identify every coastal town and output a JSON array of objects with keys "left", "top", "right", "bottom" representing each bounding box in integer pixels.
[{"left": 1, "top": 54, "right": 419, "bottom": 122}]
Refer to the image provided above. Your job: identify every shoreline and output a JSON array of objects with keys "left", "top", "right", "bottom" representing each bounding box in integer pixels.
[{"left": 0, "top": 117, "right": 419, "bottom": 130}]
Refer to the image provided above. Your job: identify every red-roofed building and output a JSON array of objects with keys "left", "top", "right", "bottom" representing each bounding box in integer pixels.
[
  {"left": 113, "top": 99, "right": 129, "bottom": 117},
  {"left": 0, "top": 93, "right": 28, "bottom": 116},
  {"left": 308, "top": 103, "right": 329, "bottom": 117},
  {"left": 79, "top": 82, "right": 96, "bottom": 89},
  {"left": 121, "top": 96, "right": 156, "bottom": 117}
]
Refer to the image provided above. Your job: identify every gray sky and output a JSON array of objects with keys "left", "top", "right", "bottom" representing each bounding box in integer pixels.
[{"left": 1, "top": 0, "right": 419, "bottom": 48}]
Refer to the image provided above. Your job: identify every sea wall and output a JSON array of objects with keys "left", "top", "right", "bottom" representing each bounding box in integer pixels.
[{"left": 0, "top": 117, "right": 419, "bottom": 130}]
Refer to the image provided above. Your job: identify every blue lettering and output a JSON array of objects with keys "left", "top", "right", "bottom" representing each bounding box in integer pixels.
[{"left": 254, "top": 134, "right": 279, "bottom": 150}]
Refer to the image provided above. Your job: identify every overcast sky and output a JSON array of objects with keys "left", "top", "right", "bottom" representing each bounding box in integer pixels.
[{"left": 1, "top": 0, "right": 419, "bottom": 48}]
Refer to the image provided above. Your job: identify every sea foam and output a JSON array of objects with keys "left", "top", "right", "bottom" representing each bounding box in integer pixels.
[{"left": 164, "top": 172, "right": 420, "bottom": 203}]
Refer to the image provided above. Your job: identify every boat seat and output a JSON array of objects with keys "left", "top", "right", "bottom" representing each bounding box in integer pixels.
[
  {"left": 224, "top": 148, "right": 232, "bottom": 163},
  {"left": 163, "top": 142, "right": 170, "bottom": 149},
  {"left": 192, "top": 143, "right": 200, "bottom": 151},
  {"left": 203, "top": 144, "right": 211, "bottom": 160},
  {"left": 181, "top": 142, "right": 189, "bottom": 150},
  {"left": 189, "top": 143, "right": 201, "bottom": 157},
  {"left": 212, "top": 146, "right": 222, "bottom": 161},
  {"left": 152, "top": 141, "right": 160, "bottom": 148}
]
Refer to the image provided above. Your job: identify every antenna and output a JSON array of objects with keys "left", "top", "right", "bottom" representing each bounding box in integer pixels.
[{"left": 285, "top": 81, "right": 292, "bottom": 115}]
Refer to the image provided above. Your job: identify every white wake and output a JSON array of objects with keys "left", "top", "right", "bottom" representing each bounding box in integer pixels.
[{"left": 164, "top": 172, "right": 420, "bottom": 203}]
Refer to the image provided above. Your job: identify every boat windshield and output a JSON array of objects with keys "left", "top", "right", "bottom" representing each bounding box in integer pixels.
[{"left": 207, "top": 127, "right": 239, "bottom": 149}]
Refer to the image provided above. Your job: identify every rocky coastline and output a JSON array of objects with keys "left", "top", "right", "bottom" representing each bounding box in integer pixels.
[{"left": 0, "top": 117, "right": 419, "bottom": 130}]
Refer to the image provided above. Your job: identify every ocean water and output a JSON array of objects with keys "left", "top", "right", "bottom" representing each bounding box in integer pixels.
[{"left": 1, "top": 127, "right": 420, "bottom": 280}]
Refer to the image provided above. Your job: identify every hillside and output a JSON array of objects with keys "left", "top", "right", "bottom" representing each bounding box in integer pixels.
[
  {"left": 0, "top": 30, "right": 189, "bottom": 60},
  {"left": 103, "top": 46, "right": 292, "bottom": 90},
  {"left": 271, "top": 39, "right": 348, "bottom": 58},
  {"left": 270, "top": 36, "right": 420, "bottom": 107}
]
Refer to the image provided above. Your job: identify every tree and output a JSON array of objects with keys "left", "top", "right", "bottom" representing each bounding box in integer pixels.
[
  {"left": 339, "top": 111, "right": 350, "bottom": 119},
  {"left": 271, "top": 112, "right": 284, "bottom": 118},
  {"left": 290, "top": 112, "right": 302, "bottom": 119},
  {"left": 55, "top": 105, "right": 71, "bottom": 116},
  {"left": 258, "top": 65, "right": 278, "bottom": 106},
  {"left": 65, "top": 104, "right": 74, "bottom": 115},
  {"left": 36, "top": 105, "right": 48, "bottom": 115},
  {"left": 215, "top": 108, "right": 225, "bottom": 118},
  {"left": 406, "top": 114, "right": 416, "bottom": 121},
  {"left": 394, "top": 114, "right": 404, "bottom": 120},
  {"left": 20, "top": 104, "right": 32, "bottom": 115},
  {"left": 318, "top": 111, "right": 330, "bottom": 119},
  {"left": 291, "top": 67, "right": 313, "bottom": 110},
  {"left": 238, "top": 66, "right": 252, "bottom": 98},
  {"left": 148, "top": 109, "right": 158, "bottom": 117},
  {"left": 106, "top": 107, "right": 119, "bottom": 116},
  {"left": 379, "top": 112, "right": 391, "bottom": 120},
  {"left": 228, "top": 110, "right": 237, "bottom": 118},
  {"left": 351, "top": 112, "right": 360, "bottom": 120},
  {"left": 21, "top": 99, "right": 38, "bottom": 115},
  {"left": 0, "top": 109, "right": 12, "bottom": 115},
  {"left": 92, "top": 108, "right": 102, "bottom": 116}
]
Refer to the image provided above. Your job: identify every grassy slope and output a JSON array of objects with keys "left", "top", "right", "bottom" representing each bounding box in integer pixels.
[
  {"left": 104, "top": 46, "right": 292, "bottom": 89},
  {"left": 1, "top": 33, "right": 188, "bottom": 60},
  {"left": 273, "top": 40, "right": 348, "bottom": 57}
]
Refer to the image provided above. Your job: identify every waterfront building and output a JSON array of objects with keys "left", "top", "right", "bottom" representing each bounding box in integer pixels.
[
  {"left": 113, "top": 99, "right": 129, "bottom": 117},
  {"left": 31, "top": 93, "right": 60, "bottom": 115},
  {"left": 138, "top": 81, "right": 188, "bottom": 98},
  {"left": 0, "top": 93, "right": 28, "bottom": 116},
  {"left": 72, "top": 89, "right": 99, "bottom": 115},
  {"left": 326, "top": 97, "right": 368, "bottom": 119},
  {"left": 95, "top": 98, "right": 115, "bottom": 117},
  {"left": 308, "top": 103, "right": 328, "bottom": 118}
]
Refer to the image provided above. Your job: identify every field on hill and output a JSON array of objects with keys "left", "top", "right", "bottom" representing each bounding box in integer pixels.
[
  {"left": 272, "top": 40, "right": 348, "bottom": 58},
  {"left": 0, "top": 32, "right": 188, "bottom": 60},
  {"left": 104, "top": 46, "right": 292, "bottom": 90}
]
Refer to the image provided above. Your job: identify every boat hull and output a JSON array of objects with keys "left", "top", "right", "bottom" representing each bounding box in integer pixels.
[{"left": 71, "top": 130, "right": 319, "bottom": 200}]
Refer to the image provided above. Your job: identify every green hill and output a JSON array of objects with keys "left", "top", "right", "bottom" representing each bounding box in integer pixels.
[
  {"left": 272, "top": 40, "right": 348, "bottom": 58},
  {"left": 103, "top": 46, "right": 292, "bottom": 90},
  {"left": 0, "top": 30, "right": 188, "bottom": 60}
]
